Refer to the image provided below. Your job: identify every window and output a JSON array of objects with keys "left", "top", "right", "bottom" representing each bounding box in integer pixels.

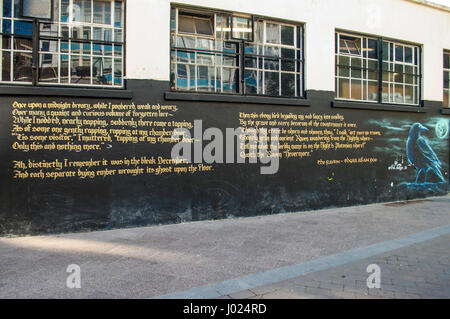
[
  {"left": 0, "top": 0, "right": 124, "bottom": 88},
  {"left": 444, "top": 51, "right": 450, "bottom": 108},
  {"left": 170, "top": 6, "right": 304, "bottom": 98},
  {"left": 335, "top": 32, "right": 421, "bottom": 105}
]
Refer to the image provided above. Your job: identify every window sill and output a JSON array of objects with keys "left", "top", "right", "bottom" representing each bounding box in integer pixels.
[
  {"left": 441, "top": 108, "right": 450, "bottom": 115},
  {"left": 332, "top": 100, "right": 427, "bottom": 113},
  {"left": 0, "top": 85, "right": 133, "bottom": 99},
  {"left": 164, "top": 91, "right": 311, "bottom": 106}
]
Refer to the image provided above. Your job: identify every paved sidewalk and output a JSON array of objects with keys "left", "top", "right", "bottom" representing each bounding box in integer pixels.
[
  {"left": 222, "top": 234, "right": 450, "bottom": 299},
  {"left": 0, "top": 195, "right": 449, "bottom": 299}
]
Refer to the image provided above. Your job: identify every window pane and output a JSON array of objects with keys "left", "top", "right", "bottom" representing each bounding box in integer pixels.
[
  {"left": 444, "top": 90, "right": 449, "bottom": 108},
  {"left": 245, "top": 69, "right": 259, "bottom": 94},
  {"left": 340, "top": 35, "right": 361, "bottom": 55},
  {"left": 196, "top": 19, "right": 213, "bottom": 36},
  {"left": 350, "top": 80, "right": 362, "bottom": 100},
  {"left": 2, "top": 35, "right": 12, "bottom": 49},
  {"left": 339, "top": 55, "right": 350, "bottom": 66},
  {"left": 114, "top": 29, "right": 122, "bottom": 42},
  {"left": 395, "top": 45, "right": 403, "bottom": 62},
  {"left": 245, "top": 57, "right": 258, "bottom": 69},
  {"left": 39, "top": 40, "right": 57, "bottom": 52},
  {"left": 281, "top": 25, "right": 294, "bottom": 46},
  {"left": 221, "top": 55, "right": 235, "bottom": 67},
  {"left": 216, "top": 14, "right": 230, "bottom": 39},
  {"left": 393, "top": 85, "right": 403, "bottom": 103},
  {"left": 339, "top": 38, "right": 348, "bottom": 54},
  {"left": 382, "top": 82, "right": 389, "bottom": 102},
  {"left": 175, "top": 51, "right": 193, "bottom": 63},
  {"left": 13, "top": 0, "right": 20, "bottom": 17},
  {"left": 367, "top": 81, "right": 378, "bottom": 101},
  {"left": 3, "top": 0, "right": 12, "bottom": 17},
  {"left": 39, "top": 54, "right": 58, "bottom": 83},
  {"left": 60, "top": 41, "right": 69, "bottom": 53},
  {"left": 21, "top": 0, "right": 52, "bottom": 19},
  {"left": 368, "top": 60, "right": 378, "bottom": 80},
  {"left": 338, "top": 65, "right": 349, "bottom": 77},
  {"left": 232, "top": 16, "right": 252, "bottom": 40},
  {"left": 444, "top": 71, "right": 449, "bottom": 89},
  {"left": 405, "top": 65, "right": 414, "bottom": 84},
  {"left": 351, "top": 57, "right": 361, "bottom": 78},
  {"left": 197, "top": 53, "right": 214, "bottom": 65},
  {"left": 405, "top": 47, "right": 413, "bottom": 63},
  {"left": 60, "top": 55, "right": 69, "bottom": 83},
  {"left": 176, "top": 64, "right": 195, "bottom": 90},
  {"left": 114, "top": 1, "right": 123, "bottom": 27},
  {"left": 72, "top": 26, "right": 87, "bottom": 39},
  {"left": 13, "top": 52, "right": 32, "bottom": 82},
  {"left": 338, "top": 78, "right": 349, "bottom": 99},
  {"left": 444, "top": 53, "right": 450, "bottom": 69},
  {"left": 40, "top": 23, "right": 59, "bottom": 37},
  {"left": 71, "top": 55, "right": 91, "bottom": 84},
  {"left": 14, "top": 38, "right": 32, "bottom": 51},
  {"left": 281, "top": 73, "right": 295, "bottom": 97},
  {"left": 61, "top": 25, "right": 70, "bottom": 38},
  {"left": 264, "top": 58, "right": 279, "bottom": 71},
  {"left": 281, "top": 47, "right": 295, "bottom": 59},
  {"left": 405, "top": 85, "right": 414, "bottom": 104},
  {"left": 265, "top": 45, "right": 280, "bottom": 57},
  {"left": 223, "top": 68, "right": 238, "bottom": 93},
  {"left": 389, "top": 43, "right": 394, "bottom": 62},
  {"left": 2, "top": 52, "right": 11, "bottom": 81},
  {"left": 179, "top": 15, "right": 195, "bottom": 34},
  {"left": 197, "top": 65, "right": 215, "bottom": 92},
  {"left": 197, "top": 38, "right": 214, "bottom": 50},
  {"left": 281, "top": 60, "right": 295, "bottom": 72},
  {"left": 14, "top": 21, "right": 33, "bottom": 36},
  {"left": 93, "top": 0, "right": 111, "bottom": 24},
  {"left": 92, "top": 56, "right": 112, "bottom": 85},
  {"left": 61, "top": 0, "right": 69, "bottom": 22},
  {"left": 114, "top": 58, "right": 122, "bottom": 85},
  {"left": 266, "top": 23, "right": 279, "bottom": 44},
  {"left": 73, "top": 0, "right": 92, "bottom": 23},
  {"left": 265, "top": 71, "right": 279, "bottom": 95},
  {"left": 368, "top": 39, "right": 378, "bottom": 59},
  {"left": 394, "top": 64, "right": 403, "bottom": 83}
]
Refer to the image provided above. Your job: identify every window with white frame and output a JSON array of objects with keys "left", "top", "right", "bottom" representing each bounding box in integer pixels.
[
  {"left": 381, "top": 40, "right": 420, "bottom": 105},
  {"left": 170, "top": 6, "right": 304, "bottom": 98},
  {"left": 0, "top": 0, "right": 124, "bottom": 88},
  {"left": 444, "top": 51, "right": 449, "bottom": 108},
  {"left": 335, "top": 33, "right": 379, "bottom": 102},
  {"left": 335, "top": 31, "right": 421, "bottom": 105}
]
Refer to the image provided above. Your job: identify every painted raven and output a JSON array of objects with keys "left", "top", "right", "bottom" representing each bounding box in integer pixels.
[{"left": 406, "top": 123, "right": 445, "bottom": 183}]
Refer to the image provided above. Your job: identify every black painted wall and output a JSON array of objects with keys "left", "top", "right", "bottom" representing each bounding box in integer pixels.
[{"left": 0, "top": 79, "right": 448, "bottom": 236}]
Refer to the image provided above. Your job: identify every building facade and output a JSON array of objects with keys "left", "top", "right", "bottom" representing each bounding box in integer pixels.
[{"left": 0, "top": 0, "right": 449, "bottom": 236}]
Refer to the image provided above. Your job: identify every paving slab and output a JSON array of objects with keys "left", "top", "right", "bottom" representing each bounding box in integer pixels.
[{"left": 0, "top": 194, "right": 449, "bottom": 298}]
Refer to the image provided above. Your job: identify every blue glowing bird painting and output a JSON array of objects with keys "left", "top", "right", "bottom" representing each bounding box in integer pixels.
[{"left": 406, "top": 123, "right": 445, "bottom": 184}]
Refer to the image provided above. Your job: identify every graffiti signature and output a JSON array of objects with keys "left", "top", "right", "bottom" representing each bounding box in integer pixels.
[{"left": 388, "top": 160, "right": 409, "bottom": 171}]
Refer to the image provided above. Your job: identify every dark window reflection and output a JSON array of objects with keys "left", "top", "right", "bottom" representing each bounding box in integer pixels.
[{"left": 13, "top": 52, "right": 32, "bottom": 82}]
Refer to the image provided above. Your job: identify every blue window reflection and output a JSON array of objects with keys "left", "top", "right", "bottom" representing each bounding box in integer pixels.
[{"left": 14, "top": 21, "right": 33, "bottom": 36}]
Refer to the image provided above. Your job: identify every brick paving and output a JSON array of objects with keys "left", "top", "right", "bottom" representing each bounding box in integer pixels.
[{"left": 222, "top": 234, "right": 450, "bottom": 299}]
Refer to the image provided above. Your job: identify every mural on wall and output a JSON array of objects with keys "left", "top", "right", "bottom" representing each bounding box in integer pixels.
[
  {"left": 0, "top": 87, "right": 449, "bottom": 236},
  {"left": 370, "top": 118, "right": 449, "bottom": 195},
  {"left": 406, "top": 122, "right": 446, "bottom": 186}
]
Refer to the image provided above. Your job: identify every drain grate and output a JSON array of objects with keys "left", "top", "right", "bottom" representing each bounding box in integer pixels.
[{"left": 384, "top": 199, "right": 432, "bottom": 207}]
